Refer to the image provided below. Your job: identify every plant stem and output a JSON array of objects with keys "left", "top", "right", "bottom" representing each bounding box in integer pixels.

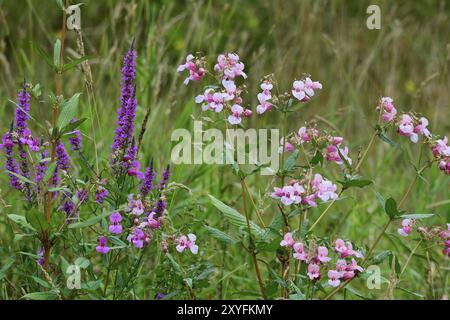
[
  {"left": 240, "top": 179, "right": 266, "bottom": 299},
  {"left": 355, "top": 131, "right": 377, "bottom": 173}
]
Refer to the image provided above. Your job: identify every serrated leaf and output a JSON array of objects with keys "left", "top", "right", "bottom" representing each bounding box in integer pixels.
[
  {"left": 208, "top": 195, "right": 264, "bottom": 239},
  {"left": 204, "top": 225, "right": 238, "bottom": 244}
]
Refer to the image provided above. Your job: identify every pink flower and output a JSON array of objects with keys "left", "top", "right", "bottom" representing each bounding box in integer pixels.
[
  {"left": 177, "top": 54, "right": 205, "bottom": 85},
  {"left": 317, "top": 246, "right": 331, "bottom": 264},
  {"left": 398, "top": 218, "right": 413, "bottom": 237},
  {"left": 280, "top": 232, "right": 295, "bottom": 248},
  {"left": 176, "top": 233, "right": 199, "bottom": 254},
  {"left": 433, "top": 137, "right": 450, "bottom": 157},
  {"left": 214, "top": 53, "right": 247, "bottom": 80},
  {"left": 346, "top": 258, "right": 364, "bottom": 273},
  {"left": 328, "top": 270, "right": 341, "bottom": 287},
  {"left": 96, "top": 236, "right": 110, "bottom": 254},
  {"left": 278, "top": 137, "right": 294, "bottom": 154},
  {"left": 307, "top": 263, "right": 320, "bottom": 280},
  {"left": 222, "top": 79, "right": 237, "bottom": 101},
  {"left": 414, "top": 117, "right": 431, "bottom": 138},
  {"left": 127, "top": 194, "right": 145, "bottom": 216},
  {"left": 293, "top": 242, "right": 308, "bottom": 261},
  {"left": 271, "top": 183, "right": 304, "bottom": 206},
  {"left": 127, "top": 228, "right": 148, "bottom": 248},
  {"left": 292, "top": 77, "right": 322, "bottom": 102},
  {"left": 297, "top": 127, "right": 311, "bottom": 143},
  {"left": 228, "top": 104, "right": 245, "bottom": 125},
  {"left": 256, "top": 92, "right": 273, "bottom": 114},
  {"left": 109, "top": 212, "right": 123, "bottom": 235},
  {"left": 380, "top": 97, "right": 397, "bottom": 123},
  {"left": 398, "top": 114, "right": 418, "bottom": 143},
  {"left": 311, "top": 174, "right": 338, "bottom": 202},
  {"left": 334, "top": 239, "right": 363, "bottom": 258}
]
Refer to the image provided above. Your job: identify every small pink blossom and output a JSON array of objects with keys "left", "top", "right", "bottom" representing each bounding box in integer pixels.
[
  {"left": 398, "top": 218, "right": 414, "bottom": 237},
  {"left": 127, "top": 194, "right": 145, "bottom": 216},
  {"left": 176, "top": 233, "right": 198, "bottom": 254},
  {"left": 398, "top": 114, "right": 418, "bottom": 143},
  {"left": 293, "top": 242, "right": 308, "bottom": 261},
  {"left": 307, "top": 263, "right": 320, "bottom": 280},
  {"left": 280, "top": 232, "right": 295, "bottom": 248},
  {"left": 414, "top": 117, "right": 431, "bottom": 138},
  {"left": 96, "top": 236, "right": 110, "bottom": 254},
  {"left": 328, "top": 270, "right": 341, "bottom": 287},
  {"left": 292, "top": 77, "right": 322, "bottom": 102},
  {"left": 317, "top": 246, "right": 331, "bottom": 264},
  {"left": 177, "top": 54, "right": 205, "bottom": 85},
  {"left": 380, "top": 97, "right": 397, "bottom": 122}
]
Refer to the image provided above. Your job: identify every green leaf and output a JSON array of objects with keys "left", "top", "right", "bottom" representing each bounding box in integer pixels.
[
  {"left": 43, "top": 162, "right": 57, "bottom": 184},
  {"left": 7, "top": 214, "right": 36, "bottom": 231},
  {"left": 204, "top": 225, "right": 238, "bottom": 244},
  {"left": 75, "top": 257, "right": 90, "bottom": 269},
  {"left": 385, "top": 197, "right": 399, "bottom": 219},
  {"left": 368, "top": 250, "right": 392, "bottom": 265},
  {"left": 0, "top": 257, "right": 15, "bottom": 281},
  {"left": 61, "top": 118, "right": 86, "bottom": 135},
  {"left": 5, "top": 170, "right": 36, "bottom": 185},
  {"left": 166, "top": 253, "right": 182, "bottom": 275},
  {"left": 55, "top": 0, "right": 64, "bottom": 9},
  {"left": 68, "top": 209, "right": 113, "bottom": 229},
  {"left": 283, "top": 149, "right": 299, "bottom": 172},
  {"left": 338, "top": 178, "right": 372, "bottom": 189},
  {"left": 25, "top": 210, "right": 50, "bottom": 232},
  {"left": 57, "top": 93, "right": 81, "bottom": 129},
  {"left": 310, "top": 151, "right": 323, "bottom": 166},
  {"left": 53, "top": 39, "right": 61, "bottom": 68},
  {"left": 399, "top": 213, "right": 435, "bottom": 220},
  {"left": 63, "top": 56, "right": 92, "bottom": 72},
  {"left": 21, "top": 291, "right": 59, "bottom": 300},
  {"left": 35, "top": 44, "right": 55, "bottom": 70},
  {"left": 208, "top": 195, "right": 264, "bottom": 239}
]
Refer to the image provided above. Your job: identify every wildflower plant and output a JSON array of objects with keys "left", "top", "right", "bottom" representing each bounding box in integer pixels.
[{"left": 178, "top": 51, "right": 449, "bottom": 300}]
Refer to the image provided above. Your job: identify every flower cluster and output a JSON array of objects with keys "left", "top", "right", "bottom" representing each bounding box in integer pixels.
[
  {"left": 440, "top": 224, "right": 450, "bottom": 257},
  {"left": 177, "top": 54, "right": 206, "bottom": 85},
  {"left": 256, "top": 80, "right": 273, "bottom": 114},
  {"left": 271, "top": 174, "right": 338, "bottom": 207},
  {"left": 280, "top": 233, "right": 364, "bottom": 286},
  {"left": 292, "top": 77, "right": 322, "bottom": 102},
  {"left": 397, "top": 218, "right": 414, "bottom": 237},
  {"left": 433, "top": 137, "right": 450, "bottom": 175}
]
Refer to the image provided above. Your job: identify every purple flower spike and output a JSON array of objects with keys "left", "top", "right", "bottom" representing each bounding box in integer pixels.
[
  {"left": 15, "top": 85, "right": 31, "bottom": 137},
  {"left": 140, "top": 158, "right": 156, "bottom": 197},
  {"left": 158, "top": 164, "right": 171, "bottom": 191},
  {"left": 111, "top": 44, "right": 138, "bottom": 171},
  {"left": 68, "top": 118, "right": 82, "bottom": 151},
  {"left": 1, "top": 132, "right": 23, "bottom": 190}
]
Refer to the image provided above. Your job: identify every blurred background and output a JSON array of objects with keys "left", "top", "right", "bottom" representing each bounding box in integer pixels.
[{"left": 0, "top": 0, "right": 449, "bottom": 299}]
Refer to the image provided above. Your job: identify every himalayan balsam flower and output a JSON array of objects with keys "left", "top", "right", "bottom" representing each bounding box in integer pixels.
[
  {"left": 307, "top": 263, "right": 320, "bottom": 280},
  {"left": 214, "top": 53, "right": 247, "bottom": 80},
  {"left": 317, "top": 246, "right": 331, "bottom": 264},
  {"left": 398, "top": 114, "right": 419, "bottom": 143},
  {"left": 380, "top": 97, "right": 397, "bottom": 123},
  {"left": 328, "top": 270, "right": 341, "bottom": 287},
  {"left": 96, "top": 236, "right": 110, "bottom": 254},
  {"left": 280, "top": 232, "right": 295, "bottom": 248},
  {"left": 256, "top": 81, "right": 273, "bottom": 114},
  {"left": 398, "top": 218, "right": 414, "bottom": 237},
  {"left": 293, "top": 242, "right": 308, "bottom": 261},
  {"left": 334, "top": 239, "right": 364, "bottom": 258},
  {"left": 127, "top": 194, "right": 145, "bottom": 215},
  {"left": 177, "top": 54, "right": 205, "bottom": 85},
  {"left": 325, "top": 137, "right": 352, "bottom": 166},
  {"left": 292, "top": 77, "right": 322, "bottom": 102},
  {"left": 127, "top": 227, "right": 149, "bottom": 248},
  {"left": 176, "top": 233, "right": 198, "bottom": 254},
  {"left": 109, "top": 212, "right": 123, "bottom": 234}
]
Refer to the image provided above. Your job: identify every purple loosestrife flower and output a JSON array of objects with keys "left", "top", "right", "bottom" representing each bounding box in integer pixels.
[
  {"left": 140, "top": 159, "right": 156, "bottom": 197},
  {"left": 111, "top": 44, "right": 138, "bottom": 169},
  {"left": 153, "top": 198, "right": 166, "bottom": 217},
  {"left": 0, "top": 132, "right": 23, "bottom": 190},
  {"left": 61, "top": 193, "right": 77, "bottom": 219},
  {"left": 95, "top": 180, "right": 109, "bottom": 204},
  {"left": 15, "top": 86, "right": 31, "bottom": 137},
  {"left": 36, "top": 247, "right": 45, "bottom": 266},
  {"left": 158, "top": 164, "right": 171, "bottom": 191},
  {"left": 56, "top": 141, "right": 71, "bottom": 172},
  {"left": 96, "top": 236, "right": 110, "bottom": 254},
  {"left": 68, "top": 118, "right": 82, "bottom": 151},
  {"left": 35, "top": 149, "right": 48, "bottom": 193}
]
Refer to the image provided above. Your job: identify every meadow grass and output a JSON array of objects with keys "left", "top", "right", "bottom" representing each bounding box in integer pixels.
[{"left": 0, "top": 0, "right": 449, "bottom": 299}]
